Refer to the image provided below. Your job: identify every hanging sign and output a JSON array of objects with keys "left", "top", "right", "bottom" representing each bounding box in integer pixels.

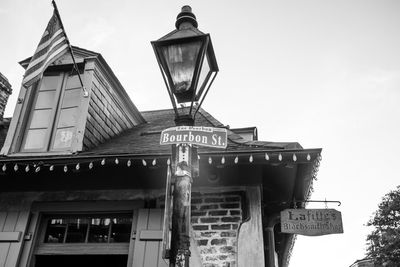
[
  {"left": 280, "top": 209, "right": 344, "bottom": 236},
  {"left": 160, "top": 126, "right": 227, "bottom": 149}
]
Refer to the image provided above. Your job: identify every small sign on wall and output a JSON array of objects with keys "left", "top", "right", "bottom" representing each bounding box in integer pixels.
[{"left": 280, "top": 209, "right": 344, "bottom": 236}]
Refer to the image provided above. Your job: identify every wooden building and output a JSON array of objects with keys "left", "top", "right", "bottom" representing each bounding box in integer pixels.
[{"left": 0, "top": 47, "right": 321, "bottom": 267}]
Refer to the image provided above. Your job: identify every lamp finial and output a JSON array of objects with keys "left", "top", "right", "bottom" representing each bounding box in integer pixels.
[{"left": 176, "top": 5, "right": 198, "bottom": 29}]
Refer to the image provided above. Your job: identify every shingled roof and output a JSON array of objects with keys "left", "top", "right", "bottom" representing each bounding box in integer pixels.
[{"left": 80, "top": 108, "right": 302, "bottom": 157}]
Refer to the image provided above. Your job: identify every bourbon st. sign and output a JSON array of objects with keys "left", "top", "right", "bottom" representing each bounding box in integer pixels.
[
  {"left": 160, "top": 126, "right": 228, "bottom": 149},
  {"left": 280, "top": 209, "right": 344, "bottom": 236}
]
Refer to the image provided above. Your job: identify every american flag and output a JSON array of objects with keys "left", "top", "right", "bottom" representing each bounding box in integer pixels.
[{"left": 22, "top": 10, "right": 69, "bottom": 88}]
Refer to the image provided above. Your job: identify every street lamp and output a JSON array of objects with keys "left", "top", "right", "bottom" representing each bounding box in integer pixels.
[
  {"left": 152, "top": 6, "right": 218, "bottom": 267},
  {"left": 152, "top": 5, "right": 218, "bottom": 126}
]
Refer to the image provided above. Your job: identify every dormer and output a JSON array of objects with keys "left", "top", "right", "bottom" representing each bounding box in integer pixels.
[{"left": 1, "top": 46, "right": 145, "bottom": 155}]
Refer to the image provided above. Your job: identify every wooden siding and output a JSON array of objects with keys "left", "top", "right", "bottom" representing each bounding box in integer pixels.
[
  {"left": 83, "top": 67, "right": 139, "bottom": 150},
  {"left": 0, "top": 211, "right": 29, "bottom": 267}
]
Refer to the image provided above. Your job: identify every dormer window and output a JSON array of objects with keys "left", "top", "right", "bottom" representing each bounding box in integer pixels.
[{"left": 20, "top": 70, "right": 81, "bottom": 152}]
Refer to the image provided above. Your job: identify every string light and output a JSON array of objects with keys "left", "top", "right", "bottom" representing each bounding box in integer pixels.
[
  {"left": 115, "top": 158, "right": 119, "bottom": 165},
  {"left": 221, "top": 156, "right": 225, "bottom": 164},
  {"left": 64, "top": 165, "right": 68, "bottom": 172},
  {"left": 2, "top": 164, "right": 6, "bottom": 171},
  {"left": 278, "top": 154, "right": 283, "bottom": 161},
  {"left": 14, "top": 164, "right": 18, "bottom": 171},
  {"left": 307, "top": 154, "right": 311, "bottom": 161},
  {"left": 265, "top": 153, "right": 269, "bottom": 161},
  {"left": 75, "top": 163, "right": 80, "bottom": 170},
  {"left": 234, "top": 156, "right": 238, "bottom": 164},
  {"left": 89, "top": 162, "right": 93, "bottom": 169},
  {"left": 127, "top": 160, "right": 131, "bottom": 167},
  {"left": 49, "top": 165, "right": 54, "bottom": 171},
  {"left": 25, "top": 165, "right": 30, "bottom": 172},
  {"left": 35, "top": 166, "right": 40, "bottom": 173},
  {"left": 249, "top": 155, "right": 253, "bottom": 163},
  {"left": 167, "top": 158, "right": 171, "bottom": 165},
  {"left": 152, "top": 159, "right": 156, "bottom": 166},
  {"left": 208, "top": 157, "right": 212, "bottom": 164},
  {"left": 101, "top": 159, "right": 106, "bottom": 165},
  {"left": 142, "top": 159, "right": 147, "bottom": 166},
  {"left": 293, "top": 154, "right": 297, "bottom": 162}
]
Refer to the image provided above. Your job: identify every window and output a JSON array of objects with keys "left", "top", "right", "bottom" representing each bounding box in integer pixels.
[
  {"left": 20, "top": 71, "right": 82, "bottom": 152},
  {"left": 33, "top": 212, "right": 135, "bottom": 266},
  {"left": 43, "top": 214, "right": 133, "bottom": 244}
]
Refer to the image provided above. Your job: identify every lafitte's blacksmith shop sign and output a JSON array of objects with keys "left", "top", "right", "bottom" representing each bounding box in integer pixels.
[
  {"left": 280, "top": 209, "right": 344, "bottom": 236},
  {"left": 160, "top": 126, "right": 228, "bottom": 149}
]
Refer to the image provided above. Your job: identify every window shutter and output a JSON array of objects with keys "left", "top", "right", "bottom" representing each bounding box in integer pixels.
[
  {"left": 131, "top": 209, "right": 168, "bottom": 267},
  {"left": 0, "top": 211, "right": 30, "bottom": 266}
]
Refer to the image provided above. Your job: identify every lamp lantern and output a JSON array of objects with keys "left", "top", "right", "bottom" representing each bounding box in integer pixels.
[{"left": 152, "top": 6, "right": 218, "bottom": 125}]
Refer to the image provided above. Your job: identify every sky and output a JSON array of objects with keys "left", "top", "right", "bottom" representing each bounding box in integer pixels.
[{"left": 1, "top": 0, "right": 400, "bottom": 266}]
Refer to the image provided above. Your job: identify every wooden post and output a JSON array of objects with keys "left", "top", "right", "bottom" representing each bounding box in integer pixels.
[{"left": 170, "top": 143, "right": 192, "bottom": 267}]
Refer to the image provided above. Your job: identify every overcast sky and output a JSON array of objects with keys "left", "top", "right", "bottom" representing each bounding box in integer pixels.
[{"left": 1, "top": 0, "right": 400, "bottom": 266}]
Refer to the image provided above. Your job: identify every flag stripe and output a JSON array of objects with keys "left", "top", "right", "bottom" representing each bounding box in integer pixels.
[
  {"left": 24, "top": 36, "right": 67, "bottom": 77},
  {"left": 34, "top": 29, "right": 64, "bottom": 58},
  {"left": 25, "top": 36, "right": 67, "bottom": 75},
  {"left": 22, "top": 10, "right": 69, "bottom": 88},
  {"left": 22, "top": 44, "right": 69, "bottom": 86}
]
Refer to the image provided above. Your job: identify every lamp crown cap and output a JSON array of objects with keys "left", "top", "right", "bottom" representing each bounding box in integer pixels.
[{"left": 176, "top": 5, "right": 198, "bottom": 29}]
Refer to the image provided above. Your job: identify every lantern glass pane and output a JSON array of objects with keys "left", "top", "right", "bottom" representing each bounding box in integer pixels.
[
  {"left": 161, "top": 41, "right": 202, "bottom": 96},
  {"left": 196, "top": 53, "right": 211, "bottom": 99}
]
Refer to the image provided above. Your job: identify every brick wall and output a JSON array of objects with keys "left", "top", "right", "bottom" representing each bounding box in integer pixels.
[{"left": 191, "top": 191, "right": 244, "bottom": 267}]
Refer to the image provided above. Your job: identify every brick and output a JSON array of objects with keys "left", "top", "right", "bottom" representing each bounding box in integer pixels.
[
  {"left": 204, "top": 197, "right": 224, "bottom": 203},
  {"left": 200, "top": 217, "right": 219, "bottom": 223},
  {"left": 192, "top": 211, "right": 207, "bottom": 217},
  {"left": 209, "top": 210, "right": 227, "bottom": 216},
  {"left": 197, "top": 239, "right": 208, "bottom": 246},
  {"left": 221, "top": 231, "right": 237, "bottom": 237},
  {"left": 211, "top": 238, "right": 227, "bottom": 245},
  {"left": 230, "top": 210, "right": 241, "bottom": 216},
  {"left": 221, "top": 216, "right": 241, "bottom": 223},
  {"left": 225, "top": 196, "right": 240, "bottom": 202},
  {"left": 200, "top": 204, "right": 219, "bottom": 210},
  {"left": 193, "top": 225, "right": 209, "bottom": 231},
  {"left": 191, "top": 192, "right": 202, "bottom": 197},
  {"left": 200, "top": 231, "right": 217, "bottom": 238},
  {"left": 211, "top": 224, "right": 231, "bottom": 230},
  {"left": 220, "top": 246, "right": 235, "bottom": 254},
  {"left": 205, "top": 256, "right": 218, "bottom": 261},
  {"left": 232, "top": 224, "right": 239, "bottom": 230},
  {"left": 191, "top": 198, "right": 203, "bottom": 204},
  {"left": 200, "top": 247, "right": 217, "bottom": 254},
  {"left": 204, "top": 264, "right": 218, "bottom": 267},
  {"left": 218, "top": 255, "right": 228, "bottom": 260},
  {"left": 220, "top": 203, "right": 240, "bottom": 209},
  {"left": 191, "top": 217, "right": 198, "bottom": 224}
]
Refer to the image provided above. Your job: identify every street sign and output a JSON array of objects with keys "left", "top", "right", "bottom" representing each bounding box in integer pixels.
[
  {"left": 280, "top": 209, "right": 344, "bottom": 236},
  {"left": 160, "top": 126, "right": 227, "bottom": 149}
]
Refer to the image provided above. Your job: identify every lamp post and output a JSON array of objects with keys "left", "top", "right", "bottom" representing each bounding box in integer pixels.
[{"left": 152, "top": 6, "right": 218, "bottom": 267}]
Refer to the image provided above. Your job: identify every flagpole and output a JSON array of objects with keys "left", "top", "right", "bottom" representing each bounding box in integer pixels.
[{"left": 51, "top": 0, "right": 89, "bottom": 97}]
